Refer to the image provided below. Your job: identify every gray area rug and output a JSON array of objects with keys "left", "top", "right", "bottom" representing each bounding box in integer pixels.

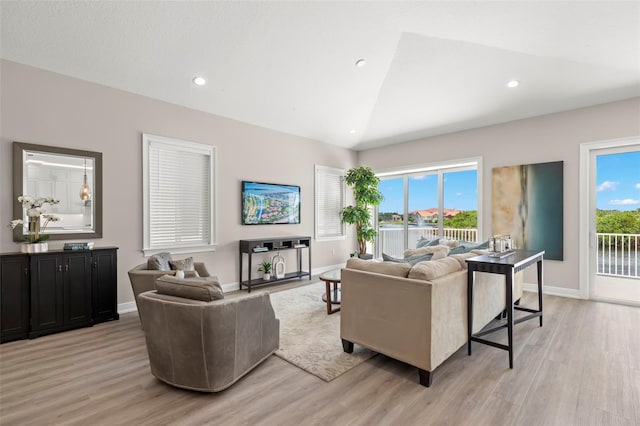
[{"left": 269, "top": 281, "right": 375, "bottom": 382}]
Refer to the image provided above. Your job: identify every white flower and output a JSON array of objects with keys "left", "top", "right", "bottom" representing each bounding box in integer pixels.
[
  {"left": 9, "top": 219, "right": 23, "bottom": 229},
  {"left": 18, "top": 196, "right": 33, "bottom": 205},
  {"left": 27, "top": 208, "right": 42, "bottom": 217},
  {"left": 42, "top": 214, "right": 61, "bottom": 222}
]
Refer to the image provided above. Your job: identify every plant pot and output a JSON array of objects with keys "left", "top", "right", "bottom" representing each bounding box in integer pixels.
[
  {"left": 21, "top": 242, "right": 48, "bottom": 253},
  {"left": 358, "top": 253, "right": 373, "bottom": 260},
  {"left": 263, "top": 273, "right": 271, "bottom": 280}
]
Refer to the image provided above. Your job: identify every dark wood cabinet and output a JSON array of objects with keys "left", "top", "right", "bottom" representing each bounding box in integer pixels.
[
  {"left": 91, "top": 249, "right": 119, "bottom": 324},
  {"left": 0, "top": 255, "right": 30, "bottom": 343},
  {"left": 1, "top": 247, "right": 118, "bottom": 343}
]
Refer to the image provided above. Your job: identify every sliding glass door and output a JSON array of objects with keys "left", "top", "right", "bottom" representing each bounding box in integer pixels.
[{"left": 376, "top": 162, "right": 479, "bottom": 258}]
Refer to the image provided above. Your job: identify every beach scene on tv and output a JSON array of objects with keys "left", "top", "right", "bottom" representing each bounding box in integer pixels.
[{"left": 242, "top": 182, "right": 300, "bottom": 225}]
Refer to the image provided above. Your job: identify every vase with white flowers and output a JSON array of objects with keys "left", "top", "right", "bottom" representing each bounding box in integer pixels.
[{"left": 9, "top": 196, "right": 61, "bottom": 253}]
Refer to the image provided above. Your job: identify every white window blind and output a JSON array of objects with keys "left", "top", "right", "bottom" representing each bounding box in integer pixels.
[
  {"left": 143, "top": 134, "right": 216, "bottom": 255},
  {"left": 315, "top": 165, "right": 346, "bottom": 240}
]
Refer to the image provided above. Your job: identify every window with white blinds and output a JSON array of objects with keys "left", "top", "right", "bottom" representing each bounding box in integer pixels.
[
  {"left": 142, "top": 134, "right": 216, "bottom": 255},
  {"left": 315, "top": 165, "right": 346, "bottom": 240}
]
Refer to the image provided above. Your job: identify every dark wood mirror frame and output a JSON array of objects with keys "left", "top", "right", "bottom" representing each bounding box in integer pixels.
[{"left": 13, "top": 142, "right": 103, "bottom": 241}]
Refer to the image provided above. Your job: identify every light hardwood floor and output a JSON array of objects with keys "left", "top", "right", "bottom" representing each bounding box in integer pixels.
[{"left": 1, "top": 289, "right": 639, "bottom": 426}]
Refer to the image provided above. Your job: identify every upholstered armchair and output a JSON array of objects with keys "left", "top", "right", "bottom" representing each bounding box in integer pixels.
[
  {"left": 136, "top": 276, "right": 280, "bottom": 392},
  {"left": 127, "top": 262, "right": 213, "bottom": 315}
]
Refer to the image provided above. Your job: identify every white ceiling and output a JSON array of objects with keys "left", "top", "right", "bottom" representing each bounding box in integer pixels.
[{"left": 2, "top": 1, "right": 639, "bottom": 150}]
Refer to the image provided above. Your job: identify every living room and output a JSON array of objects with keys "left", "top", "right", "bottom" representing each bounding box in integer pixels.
[{"left": 1, "top": 2, "right": 639, "bottom": 425}]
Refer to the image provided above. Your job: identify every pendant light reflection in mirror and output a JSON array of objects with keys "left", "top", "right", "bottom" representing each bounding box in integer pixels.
[{"left": 80, "top": 158, "right": 92, "bottom": 201}]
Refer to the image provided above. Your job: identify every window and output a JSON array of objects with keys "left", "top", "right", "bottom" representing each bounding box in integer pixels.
[
  {"left": 315, "top": 165, "right": 346, "bottom": 240},
  {"left": 376, "top": 158, "right": 481, "bottom": 257},
  {"left": 142, "top": 134, "right": 216, "bottom": 255}
]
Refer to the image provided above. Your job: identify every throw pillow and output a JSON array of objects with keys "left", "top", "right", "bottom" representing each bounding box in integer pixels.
[
  {"left": 408, "top": 257, "right": 462, "bottom": 281},
  {"left": 169, "top": 257, "right": 195, "bottom": 271},
  {"left": 382, "top": 252, "right": 408, "bottom": 263},
  {"left": 147, "top": 252, "right": 172, "bottom": 271},
  {"left": 403, "top": 245, "right": 449, "bottom": 260},
  {"left": 156, "top": 276, "right": 224, "bottom": 301},
  {"left": 416, "top": 237, "right": 440, "bottom": 249}
]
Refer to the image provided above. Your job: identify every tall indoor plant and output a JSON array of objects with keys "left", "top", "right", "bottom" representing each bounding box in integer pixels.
[{"left": 341, "top": 166, "right": 383, "bottom": 257}]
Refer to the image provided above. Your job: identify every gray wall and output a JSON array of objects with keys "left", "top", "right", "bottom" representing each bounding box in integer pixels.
[
  {"left": 357, "top": 97, "right": 640, "bottom": 292},
  {"left": 0, "top": 60, "right": 357, "bottom": 306}
]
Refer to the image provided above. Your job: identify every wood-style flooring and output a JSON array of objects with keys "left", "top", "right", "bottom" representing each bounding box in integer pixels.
[{"left": 1, "top": 289, "right": 639, "bottom": 425}]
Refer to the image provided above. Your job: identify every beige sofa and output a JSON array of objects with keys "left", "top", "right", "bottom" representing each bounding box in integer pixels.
[
  {"left": 340, "top": 253, "right": 523, "bottom": 387},
  {"left": 137, "top": 275, "right": 280, "bottom": 392}
]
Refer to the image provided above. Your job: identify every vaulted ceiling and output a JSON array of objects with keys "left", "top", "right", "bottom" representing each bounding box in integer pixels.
[{"left": 2, "top": 1, "right": 639, "bottom": 150}]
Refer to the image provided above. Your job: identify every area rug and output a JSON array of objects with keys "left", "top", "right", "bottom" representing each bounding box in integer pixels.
[{"left": 269, "top": 281, "right": 375, "bottom": 382}]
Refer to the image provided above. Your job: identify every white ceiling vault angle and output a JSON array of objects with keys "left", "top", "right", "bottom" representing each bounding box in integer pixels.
[{"left": 1, "top": 1, "right": 639, "bottom": 150}]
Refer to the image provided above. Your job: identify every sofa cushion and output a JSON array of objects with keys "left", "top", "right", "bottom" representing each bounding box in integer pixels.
[
  {"left": 346, "top": 258, "right": 411, "bottom": 278},
  {"left": 147, "top": 252, "right": 173, "bottom": 271},
  {"left": 156, "top": 275, "right": 224, "bottom": 301},
  {"left": 449, "top": 252, "right": 480, "bottom": 268},
  {"left": 408, "top": 257, "right": 462, "bottom": 281},
  {"left": 170, "top": 256, "right": 195, "bottom": 271},
  {"left": 403, "top": 245, "right": 449, "bottom": 260}
]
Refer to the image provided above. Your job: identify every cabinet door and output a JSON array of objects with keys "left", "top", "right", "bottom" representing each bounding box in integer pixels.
[
  {"left": 92, "top": 249, "right": 119, "bottom": 323},
  {"left": 63, "top": 252, "right": 92, "bottom": 326},
  {"left": 1, "top": 255, "right": 30, "bottom": 342},
  {"left": 30, "top": 254, "right": 64, "bottom": 332}
]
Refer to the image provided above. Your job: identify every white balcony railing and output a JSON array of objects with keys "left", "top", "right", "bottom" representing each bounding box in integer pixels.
[
  {"left": 597, "top": 233, "right": 640, "bottom": 278},
  {"left": 378, "top": 226, "right": 478, "bottom": 258}
]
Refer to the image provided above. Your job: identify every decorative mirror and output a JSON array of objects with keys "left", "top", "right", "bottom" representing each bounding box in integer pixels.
[{"left": 13, "top": 142, "right": 103, "bottom": 240}]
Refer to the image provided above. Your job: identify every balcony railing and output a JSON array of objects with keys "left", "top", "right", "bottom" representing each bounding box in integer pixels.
[
  {"left": 597, "top": 233, "right": 640, "bottom": 278},
  {"left": 378, "top": 226, "right": 478, "bottom": 258}
]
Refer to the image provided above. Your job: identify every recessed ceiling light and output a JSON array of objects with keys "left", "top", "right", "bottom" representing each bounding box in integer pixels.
[
  {"left": 355, "top": 59, "right": 366, "bottom": 68},
  {"left": 506, "top": 80, "right": 520, "bottom": 88},
  {"left": 192, "top": 76, "right": 207, "bottom": 86},
  {"left": 349, "top": 129, "right": 357, "bottom": 134}
]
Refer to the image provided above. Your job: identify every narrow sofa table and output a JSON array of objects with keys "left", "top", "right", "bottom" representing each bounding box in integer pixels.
[{"left": 466, "top": 250, "right": 544, "bottom": 368}]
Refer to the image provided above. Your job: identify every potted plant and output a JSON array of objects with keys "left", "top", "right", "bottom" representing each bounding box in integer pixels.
[
  {"left": 9, "top": 196, "right": 61, "bottom": 253},
  {"left": 258, "top": 261, "right": 272, "bottom": 280},
  {"left": 341, "top": 166, "right": 383, "bottom": 258}
]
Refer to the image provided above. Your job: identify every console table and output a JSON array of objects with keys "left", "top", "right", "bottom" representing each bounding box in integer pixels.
[
  {"left": 466, "top": 250, "right": 544, "bottom": 368},
  {"left": 239, "top": 237, "right": 311, "bottom": 292}
]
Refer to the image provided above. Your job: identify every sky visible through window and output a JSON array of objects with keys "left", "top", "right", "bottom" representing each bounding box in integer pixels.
[
  {"left": 596, "top": 151, "right": 640, "bottom": 211},
  {"left": 378, "top": 170, "right": 478, "bottom": 213}
]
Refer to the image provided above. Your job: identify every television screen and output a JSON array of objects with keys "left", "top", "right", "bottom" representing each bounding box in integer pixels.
[{"left": 242, "top": 181, "right": 301, "bottom": 225}]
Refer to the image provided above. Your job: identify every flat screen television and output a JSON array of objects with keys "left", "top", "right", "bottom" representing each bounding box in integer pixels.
[{"left": 241, "top": 181, "right": 301, "bottom": 225}]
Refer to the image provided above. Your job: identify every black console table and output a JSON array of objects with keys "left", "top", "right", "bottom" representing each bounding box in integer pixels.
[
  {"left": 239, "top": 236, "right": 312, "bottom": 292},
  {"left": 466, "top": 250, "right": 544, "bottom": 368}
]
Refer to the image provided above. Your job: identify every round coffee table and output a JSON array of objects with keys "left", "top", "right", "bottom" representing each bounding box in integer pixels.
[{"left": 319, "top": 269, "right": 341, "bottom": 314}]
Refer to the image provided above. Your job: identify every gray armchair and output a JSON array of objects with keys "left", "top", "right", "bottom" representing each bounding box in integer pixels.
[
  {"left": 137, "top": 277, "right": 279, "bottom": 392},
  {"left": 127, "top": 262, "right": 213, "bottom": 315}
]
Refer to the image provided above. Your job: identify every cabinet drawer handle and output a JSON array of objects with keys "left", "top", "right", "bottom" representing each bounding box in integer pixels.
[
  {"left": 65, "top": 265, "right": 69, "bottom": 272},
  {"left": 58, "top": 265, "right": 63, "bottom": 272}
]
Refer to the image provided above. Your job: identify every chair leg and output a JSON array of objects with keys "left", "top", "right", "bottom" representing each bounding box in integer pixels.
[
  {"left": 342, "top": 339, "right": 354, "bottom": 353},
  {"left": 418, "top": 369, "right": 433, "bottom": 387}
]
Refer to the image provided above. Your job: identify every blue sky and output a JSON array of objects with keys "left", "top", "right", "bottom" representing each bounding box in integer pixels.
[
  {"left": 596, "top": 151, "right": 640, "bottom": 211},
  {"left": 378, "top": 170, "right": 478, "bottom": 213}
]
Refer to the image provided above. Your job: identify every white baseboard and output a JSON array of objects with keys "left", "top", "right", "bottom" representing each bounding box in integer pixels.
[
  {"left": 223, "top": 262, "right": 347, "bottom": 293},
  {"left": 118, "top": 301, "right": 138, "bottom": 314},
  {"left": 523, "top": 282, "right": 583, "bottom": 299},
  {"left": 120, "top": 262, "right": 349, "bottom": 313}
]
